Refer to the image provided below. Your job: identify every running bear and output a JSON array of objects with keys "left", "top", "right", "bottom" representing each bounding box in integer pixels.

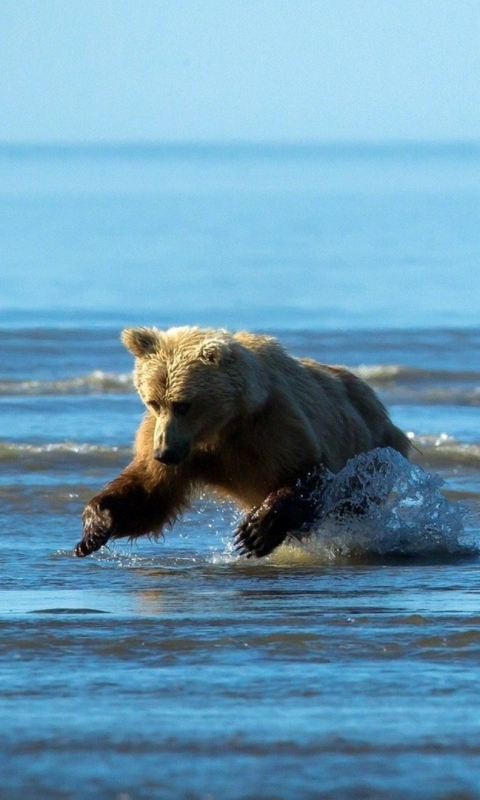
[{"left": 74, "top": 326, "right": 410, "bottom": 558}]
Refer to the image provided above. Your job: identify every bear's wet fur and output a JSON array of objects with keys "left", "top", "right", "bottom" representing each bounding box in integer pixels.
[{"left": 75, "top": 326, "right": 410, "bottom": 558}]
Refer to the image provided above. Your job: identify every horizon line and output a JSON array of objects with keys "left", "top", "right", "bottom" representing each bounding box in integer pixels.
[{"left": 1, "top": 138, "right": 480, "bottom": 152}]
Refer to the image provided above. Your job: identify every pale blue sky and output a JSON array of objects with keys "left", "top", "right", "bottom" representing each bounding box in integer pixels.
[{"left": 1, "top": 0, "right": 479, "bottom": 144}]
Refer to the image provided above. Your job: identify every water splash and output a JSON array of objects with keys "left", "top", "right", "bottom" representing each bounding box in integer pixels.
[{"left": 281, "top": 448, "right": 474, "bottom": 563}]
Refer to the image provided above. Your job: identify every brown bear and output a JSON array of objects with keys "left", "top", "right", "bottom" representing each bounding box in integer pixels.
[{"left": 74, "top": 326, "right": 410, "bottom": 559}]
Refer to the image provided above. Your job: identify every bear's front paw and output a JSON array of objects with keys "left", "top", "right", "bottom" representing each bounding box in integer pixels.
[
  {"left": 74, "top": 500, "right": 115, "bottom": 557},
  {"left": 234, "top": 487, "right": 302, "bottom": 559}
]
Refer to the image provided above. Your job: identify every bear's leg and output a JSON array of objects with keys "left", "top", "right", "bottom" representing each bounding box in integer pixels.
[
  {"left": 74, "top": 461, "right": 189, "bottom": 557},
  {"left": 234, "top": 465, "right": 331, "bottom": 558}
]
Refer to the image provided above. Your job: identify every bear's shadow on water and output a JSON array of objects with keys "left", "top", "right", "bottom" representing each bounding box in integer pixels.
[{"left": 220, "top": 448, "right": 477, "bottom": 568}]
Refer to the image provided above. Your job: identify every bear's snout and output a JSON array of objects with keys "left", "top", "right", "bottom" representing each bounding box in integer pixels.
[{"left": 153, "top": 445, "right": 188, "bottom": 466}]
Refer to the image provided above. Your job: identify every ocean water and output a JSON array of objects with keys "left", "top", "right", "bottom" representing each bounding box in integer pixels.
[{"left": 1, "top": 144, "right": 480, "bottom": 799}]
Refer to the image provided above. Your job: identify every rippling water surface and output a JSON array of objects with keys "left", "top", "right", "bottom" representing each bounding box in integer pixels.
[{"left": 1, "top": 145, "right": 480, "bottom": 799}]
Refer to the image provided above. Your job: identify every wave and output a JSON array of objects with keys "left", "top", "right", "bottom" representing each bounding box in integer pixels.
[
  {"left": 0, "top": 433, "right": 479, "bottom": 470},
  {"left": 0, "top": 371, "right": 134, "bottom": 396},
  {"left": 355, "top": 365, "right": 480, "bottom": 405},
  {"left": 1, "top": 364, "right": 478, "bottom": 405},
  {"left": 356, "top": 364, "right": 480, "bottom": 385},
  {"left": 0, "top": 441, "right": 131, "bottom": 469},
  {"left": 408, "top": 434, "right": 480, "bottom": 467},
  {"left": 389, "top": 388, "right": 480, "bottom": 406}
]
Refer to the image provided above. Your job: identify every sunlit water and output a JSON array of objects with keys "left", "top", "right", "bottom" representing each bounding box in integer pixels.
[{"left": 1, "top": 145, "right": 480, "bottom": 799}]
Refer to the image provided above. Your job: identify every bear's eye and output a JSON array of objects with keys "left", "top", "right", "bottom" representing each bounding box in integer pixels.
[
  {"left": 147, "top": 400, "right": 161, "bottom": 414},
  {"left": 172, "top": 401, "right": 191, "bottom": 416}
]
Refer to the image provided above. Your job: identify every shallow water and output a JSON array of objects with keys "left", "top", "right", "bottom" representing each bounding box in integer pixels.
[{"left": 1, "top": 145, "right": 480, "bottom": 799}]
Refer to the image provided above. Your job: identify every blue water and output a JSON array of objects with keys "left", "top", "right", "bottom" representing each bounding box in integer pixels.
[
  {"left": 2, "top": 142, "right": 480, "bottom": 328},
  {"left": 1, "top": 144, "right": 480, "bottom": 799}
]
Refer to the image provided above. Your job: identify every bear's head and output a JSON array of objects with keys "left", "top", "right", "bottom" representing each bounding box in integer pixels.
[{"left": 121, "top": 326, "right": 270, "bottom": 466}]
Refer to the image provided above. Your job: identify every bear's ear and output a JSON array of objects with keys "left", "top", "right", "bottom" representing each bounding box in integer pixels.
[
  {"left": 199, "top": 339, "right": 232, "bottom": 366},
  {"left": 121, "top": 327, "right": 160, "bottom": 358}
]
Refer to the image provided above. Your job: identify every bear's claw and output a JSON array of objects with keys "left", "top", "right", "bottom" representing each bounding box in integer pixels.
[
  {"left": 234, "top": 467, "right": 331, "bottom": 558},
  {"left": 234, "top": 486, "right": 317, "bottom": 558},
  {"left": 74, "top": 502, "right": 115, "bottom": 557}
]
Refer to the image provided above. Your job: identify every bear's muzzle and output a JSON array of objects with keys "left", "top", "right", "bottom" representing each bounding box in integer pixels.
[{"left": 153, "top": 445, "right": 189, "bottom": 466}]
